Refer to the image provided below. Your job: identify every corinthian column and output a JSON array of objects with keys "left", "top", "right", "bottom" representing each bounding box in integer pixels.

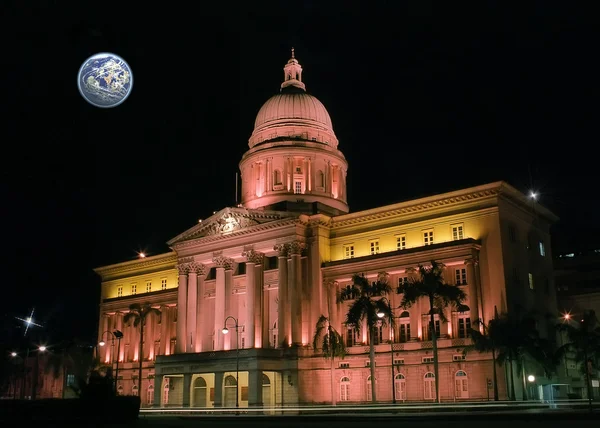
[
  {"left": 213, "top": 255, "right": 234, "bottom": 351},
  {"left": 176, "top": 263, "right": 190, "bottom": 354},
  {"left": 243, "top": 249, "right": 264, "bottom": 348},
  {"left": 274, "top": 244, "right": 289, "bottom": 347},
  {"left": 289, "top": 241, "right": 305, "bottom": 345},
  {"left": 187, "top": 263, "right": 206, "bottom": 353}
]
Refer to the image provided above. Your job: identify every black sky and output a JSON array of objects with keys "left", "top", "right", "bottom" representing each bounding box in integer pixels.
[{"left": 2, "top": 2, "right": 598, "bottom": 346}]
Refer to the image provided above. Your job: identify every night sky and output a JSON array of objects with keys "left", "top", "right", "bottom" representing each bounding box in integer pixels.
[{"left": 2, "top": 2, "right": 598, "bottom": 347}]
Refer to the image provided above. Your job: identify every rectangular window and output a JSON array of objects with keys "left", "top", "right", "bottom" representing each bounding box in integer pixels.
[
  {"left": 423, "top": 230, "right": 434, "bottom": 245},
  {"left": 451, "top": 224, "right": 464, "bottom": 240},
  {"left": 399, "top": 322, "right": 411, "bottom": 342},
  {"left": 161, "top": 279, "right": 167, "bottom": 290},
  {"left": 365, "top": 360, "right": 376, "bottom": 367},
  {"left": 117, "top": 286, "right": 123, "bottom": 297},
  {"left": 393, "top": 359, "right": 405, "bottom": 365},
  {"left": 346, "top": 326, "right": 359, "bottom": 346},
  {"left": 396, "top": 235, "right": 406, "bottom": 250},
  {"left": 339, "top": 362, "right": 350, "bottom": 369},
  {"left": 343, "top": 245, "right": 354, "bottom": 259},
  {"left": 458, "top": 317, "right": 471, "bottom": 338},
  {"left": 131, "top": 284, "right": 137, "bottom": 295},
  {"left": 241, "top": 337, "right": 245, "bottom": 349},
  {"left": 528, "top": 273, "right": 534, "bottom": 290},
  {"left": 294, "top": 181, "right": 302, "bottom": 194},
  {"left": 146, "top": 281, "right": 152, "bottom": 293},
  {"left": 424, "top": 320, "right": 440, "bottom": 340},
  {"left": 422, "top": 357, "right": 434, "bottom": 364},
  {"left": 539, "top": 241, "right": 546, "bottom": 257},
  {"left": 453, "top": 354, "right": 466, "bottom": 361},
  {"left": 373, "top": 325, "right": 383, "bottom": 345},
  {"left": 455, "top": 268, "right": 467, "bottom": 285},
  {"left": 369, "top": 240, "right": 379, "bottom": 255}
]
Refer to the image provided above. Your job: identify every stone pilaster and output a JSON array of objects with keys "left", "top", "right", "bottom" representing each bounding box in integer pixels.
[
  {"left": 275, "top": 243, "right": 289, "bottom": 347},
  {"left": 465, "top": 258, "right": 480, "bottom": 329},
  {"left": 176, "top": 263, "right": 190, "bottom": 354},
  {"left": 288, "top": 241, "right": 305, "bottom": 345},
  {"left": 213, "top": 255, "right": 234, "bottom": 351}
]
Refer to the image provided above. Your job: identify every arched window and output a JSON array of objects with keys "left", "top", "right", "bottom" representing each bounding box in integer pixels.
[
  {"left": 367, "top": 375, "right": 377, "bottom": 401},
  {"left": 193, "top": 377, "right": 207, "bottom": 407},
  {"left": 224, "top": 375, "right": 237, "bottom": 407},
  {"left": 340, "top": 376, "right": 350, "bottom": 402},
  {"left": 455, "top": 370, "right": 469, "bottom": 399},
  {"left": 395, "top": 373, "right": 406, "bottom": 401},
  {"left": 274, "top": 169, "right": 282, "bottom": 186},
  {"left": 132, "top": 384, "right": 139, "bottom": 396},
  {"left": 262, "top": 374, "right": 271, "bottom": 407},
  {"left": 457, "top": 306, "right": 471, "bottom": 338},
  {"left": 317, "top": 170, "right": 324, "bottom": 188},
  {"left": 117, "top": 384, "right": 124, "bottom": 397},
  {"left": 147, "top": 384, "right": 154, "bottom": 406},
  {"left": 424, "top": 372, "right": 435, "bottom": 400},
  {"left": 399, "top": 311, "right": 411, "bottom": 342}
]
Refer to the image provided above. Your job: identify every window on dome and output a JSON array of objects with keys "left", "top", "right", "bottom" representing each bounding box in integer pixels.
[{"left": 274, "top": 170, "right": 282, "bottom": 185}]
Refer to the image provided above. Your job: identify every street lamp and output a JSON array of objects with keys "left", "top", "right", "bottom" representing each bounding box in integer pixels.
[
  {"left": 377, "top": 298, "right": 396, "bottom": 404},
  {"left": 99, "top": 329, "right": 124, "bottom": 395},
  {"left": 222, "top": 316, "right": 239, "bottom": 408}
]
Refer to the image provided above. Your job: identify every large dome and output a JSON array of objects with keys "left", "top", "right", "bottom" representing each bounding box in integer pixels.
[
  {"left": 248, "top": 52, "right": 339, "bottom": 149},
  {"left": 254, "top": 91, "right": 333, "bottom": 133}
]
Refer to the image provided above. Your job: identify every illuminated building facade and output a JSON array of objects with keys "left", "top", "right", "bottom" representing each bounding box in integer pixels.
[{"left": 95, "top": 52, "right": 559, "bottom": 407}]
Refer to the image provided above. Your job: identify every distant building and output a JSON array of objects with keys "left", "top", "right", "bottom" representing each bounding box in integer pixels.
[
  {"left": 555, "top": 249, "right": 600, "bottom": 398},
  {"left": 94, "top": 52, "right": 559, "bottom": 408}
]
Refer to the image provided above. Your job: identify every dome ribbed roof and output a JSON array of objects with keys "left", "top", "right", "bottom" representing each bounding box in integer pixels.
[{"left": 253, "top": 91, "right": 333, "bottom": 132}]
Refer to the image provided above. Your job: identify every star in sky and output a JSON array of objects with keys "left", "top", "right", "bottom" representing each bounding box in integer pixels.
[{"left": 15, "top": 308, "right": 43, "bottom": 336}]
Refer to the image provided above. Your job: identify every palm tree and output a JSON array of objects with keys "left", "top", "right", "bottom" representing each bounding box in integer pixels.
[
  {"left": 124, "top": 303, "right": 160, "bottom": 397},
  {"left": 313, "top": 315, "right": 346, "bottom": 405},
  {"left": 398, "top": 260, "right": 467, "bottom": 403},
  {"left": 338, "top": 272, "right": 393, "bottom": 403},
  {"left": 556, "top": 310, "right": 600, "bottom": 410},
  {"left": 470, "top": 311, "right": 555, "bottom": 401}
]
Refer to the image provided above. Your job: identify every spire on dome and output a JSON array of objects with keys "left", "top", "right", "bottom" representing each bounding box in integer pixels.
[{"left": 281, "top": 48, "right": 306, "bottom": 91}]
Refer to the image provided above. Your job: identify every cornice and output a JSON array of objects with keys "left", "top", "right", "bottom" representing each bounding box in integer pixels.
[
  {"left": 331, "top": 185, "right": 503, "bottom": 230},
  {"left": 94, "top": 252, "right": 177, "bottom": 281},
  {"left": 329, "top": 181, "right": 558, "bottom": 230}
]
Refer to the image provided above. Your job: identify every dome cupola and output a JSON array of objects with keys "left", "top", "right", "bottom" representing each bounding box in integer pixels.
[{"left": 239, "top": 50, "right": 349, "bottom": 215}]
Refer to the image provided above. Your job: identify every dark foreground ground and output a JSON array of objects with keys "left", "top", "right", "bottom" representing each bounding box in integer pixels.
[{"left": 114, "top": 409, "right": 600, "bottom": 428}]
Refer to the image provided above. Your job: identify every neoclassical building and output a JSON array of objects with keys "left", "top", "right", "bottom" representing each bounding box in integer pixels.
[{"left": 95, "top": 51, "right": 559, "bottom": 408}]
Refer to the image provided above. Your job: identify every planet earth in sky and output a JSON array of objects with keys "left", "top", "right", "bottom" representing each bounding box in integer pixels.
[{"left": 77, "top": 53, "right": 133, "bottom": 108}]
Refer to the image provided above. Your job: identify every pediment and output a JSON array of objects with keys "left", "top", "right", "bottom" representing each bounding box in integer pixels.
[{"left": 167, "top": 207, "right": 296, "bottom": 246}]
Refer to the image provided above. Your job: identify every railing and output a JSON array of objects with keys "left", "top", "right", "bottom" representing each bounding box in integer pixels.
[{"left": 344, "top": 337, "right": 472, "bottom": 355}]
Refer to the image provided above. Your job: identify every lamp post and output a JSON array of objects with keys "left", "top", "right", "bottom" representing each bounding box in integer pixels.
[
  {"left": 99, "top": 329, "right": 124, "bottom": 395},
  {"left": 31, "top": 345, "right": 47, "bottom": 400},
  {"left": 222, "top": 316, "right": 239, "bottom": 408},
  {"left": 377, "top": 298, "right": 396, "bottom": 404}
]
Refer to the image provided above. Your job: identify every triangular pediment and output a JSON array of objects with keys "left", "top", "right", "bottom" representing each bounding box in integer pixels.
[{"left": 167, "top": 207, "right": 297, "bottom": 246}]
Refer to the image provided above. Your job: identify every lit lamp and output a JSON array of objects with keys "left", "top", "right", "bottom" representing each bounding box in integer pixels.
[
  {"left": 377, "top": 298, "right": 396, "bottom": 404},
  {"left": 222, "top": 316, "right": 239, "bottom": 408}
]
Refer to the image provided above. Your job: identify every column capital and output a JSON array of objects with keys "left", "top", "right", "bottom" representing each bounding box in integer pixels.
[
  {"left": 274, "top": 243, "right": 289, "bottom": 258},
  {"left": 288, "top": 241, "right": 306, "bottom": 256},
  {"left": 213, "top": 255, "right": 235, "bottom": 270},
  {"left": 242, "top": 249, "right": 264, "bottom": 265},
  {"left": 177, "top": 263, "right": 191, "bottom": 275},
  {"left": 189, "top": 262, "right": 207, "bottom": 275},
  {"left": 464, "top": 257, "right": 479, "bottom": 266},
  {"left": 324, "top": 279, "right": 338, "bottom": 289}
]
